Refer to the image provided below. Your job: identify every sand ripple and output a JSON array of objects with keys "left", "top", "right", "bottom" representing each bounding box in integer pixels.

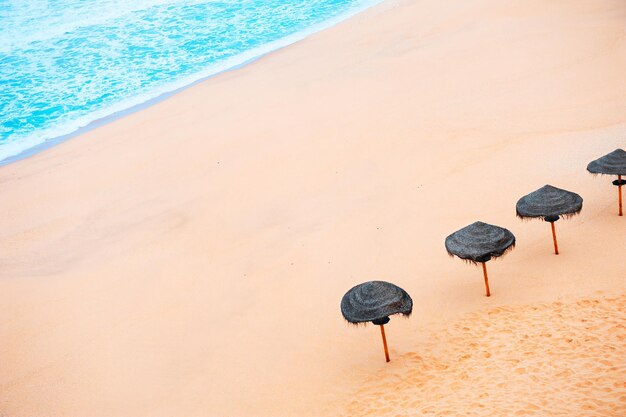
[{"left": 343, "top": 294, "right": 626, "bottom": 416}]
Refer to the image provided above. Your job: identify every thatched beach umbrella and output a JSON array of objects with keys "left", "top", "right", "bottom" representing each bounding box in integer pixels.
[
  {"left": 340, "top": 281, "right": 412, "bottom": 362},
  {"left": 445, "top": 221, "right": 516, "bottom": 297},
  {"left": 587, "top": 148, "right": 626, "bottom": 216},
  {"left": 516, "top": 185, "right": 583, "bottom": 255}
]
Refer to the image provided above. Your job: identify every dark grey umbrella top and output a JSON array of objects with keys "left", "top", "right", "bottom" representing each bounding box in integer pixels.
[
  {"left": 587, "top": 148, "right": 626, "bottom": 176},
  {"left": 445, "top": 221, "right": 516, "bottom": 263},
  {"left": 516, "top": 185, "right": 583, "bottom": 221},
  {"left": 340, "top": 281, "right": 412, "bottom": 324}
]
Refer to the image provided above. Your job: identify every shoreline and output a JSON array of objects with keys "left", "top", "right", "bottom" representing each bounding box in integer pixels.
[
  {"left": 0, "top": 0, "right": 384, "bottom": 167},
  {"left": 0, "top": 54, "right": 262, "bottom": 167},
  {"left": 1, "top": 0, "right": 625, "bottom": 416}
]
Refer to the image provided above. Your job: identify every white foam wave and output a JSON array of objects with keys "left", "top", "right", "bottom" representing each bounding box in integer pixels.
[{"left": 0, "top": 0, "right": 212, "bottom": 52}]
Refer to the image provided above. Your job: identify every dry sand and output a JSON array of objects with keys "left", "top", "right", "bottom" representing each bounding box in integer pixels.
[{"left": 1, "top": 0, "right": 625, "bottom": 416}]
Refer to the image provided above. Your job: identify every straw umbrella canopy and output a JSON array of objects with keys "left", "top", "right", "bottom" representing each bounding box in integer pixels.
[
  {"left": 516, "top": 185, "right": 583, "bottom": 254},
  {"left": 445, "top": 221, "right": 516, "bottom": 297},
  {"left": 587, "top": 148, "right": 626, "bottom": 216},
  {"left": 341, "top": 281, "right": 412, "bottom": 362}
]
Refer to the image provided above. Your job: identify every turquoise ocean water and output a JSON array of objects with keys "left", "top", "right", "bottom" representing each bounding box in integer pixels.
[{"left": 0, "top": 0, "right": 380, "bottom": 163}]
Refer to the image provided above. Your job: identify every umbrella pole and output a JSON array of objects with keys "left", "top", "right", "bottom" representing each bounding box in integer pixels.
[
  {"left": 619, "top": 175, "right": 623, "bottom": 216},
  {"left": 481, "top": 262, "right": 491, "bottom": 297},
  {"left": 379, "top": 325, "right": 390, "bottom": 362},
  {"left": 550, "top": 221, "right": 559, "bottom": 255}
]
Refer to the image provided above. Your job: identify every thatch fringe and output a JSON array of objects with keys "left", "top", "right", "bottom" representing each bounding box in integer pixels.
[
  {"left": 515, "top": 209, "right": 582, "bottom": 222},
  {"left": 447, "top": 240, "right": 516, "bottom": 265},
  {"left": 343, "top": 310, "right": 412, "bottom": 327}
]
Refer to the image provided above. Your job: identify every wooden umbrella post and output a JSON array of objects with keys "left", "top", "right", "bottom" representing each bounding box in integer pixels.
[
  {"left": 481, "top": 262, "right": 491, "bottom": 297},
  {"left": 550, "top": 221, "right": 559, "bottom": 255},
  {"left": 379, "top": 325, "right": 390, "bottom": 362},
  {"left": 619, "top": 175, "right": 623, "bottom": 216}
]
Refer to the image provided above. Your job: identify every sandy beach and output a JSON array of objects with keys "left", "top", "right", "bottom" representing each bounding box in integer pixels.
[{"left": 1, "top": 0, "right": 625, "bottom": 416}]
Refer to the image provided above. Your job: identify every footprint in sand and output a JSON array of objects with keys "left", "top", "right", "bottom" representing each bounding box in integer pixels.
[{"left": 341, "top": 294, "right": 626, "bottom": 417}]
